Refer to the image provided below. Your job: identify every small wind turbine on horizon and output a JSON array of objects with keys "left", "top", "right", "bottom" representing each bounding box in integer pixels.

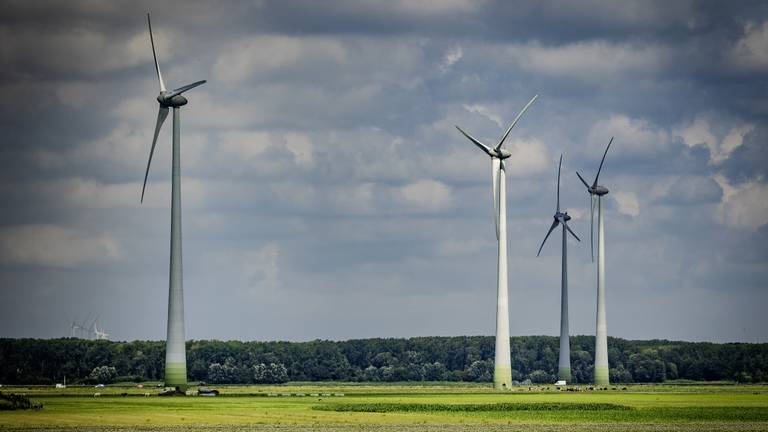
[
  {"left": 94, "top": 325, "right": 109, "bottom": 341},
  {"left": 455, "top": 94, "right": 538, "bottom": 390},
  {"left": 536, "top": 154, "right": 580, "bottom": 383},
  {"left": 140, "top": 12, "right": 206, "bottom": 391},
  {"left": 576, "top": 137, "right": 614, "bottom": 385}
]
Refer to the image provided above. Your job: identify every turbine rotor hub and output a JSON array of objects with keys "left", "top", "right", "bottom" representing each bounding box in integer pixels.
[{"left": 591, "top": 185, "right": 609, "bottom": 196}]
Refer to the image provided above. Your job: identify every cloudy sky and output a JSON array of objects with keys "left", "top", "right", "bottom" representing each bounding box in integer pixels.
[{"left": 1, "top": 0, "right": 766, "bottom": 343}]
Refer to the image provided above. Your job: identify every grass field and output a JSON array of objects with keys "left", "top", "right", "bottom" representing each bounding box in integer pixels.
[{"left": 1, "top": 383, "right": 767, "bottom": 431}]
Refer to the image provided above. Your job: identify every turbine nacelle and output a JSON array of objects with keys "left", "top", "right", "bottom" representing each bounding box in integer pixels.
[
  {"left": 588, "top": 185, "right": 609, "bottom": 196},
  {"left": 555, "top": 211, "right": 571, "bottom": 222},
  {"left": 158, "top": 92, "right": 188, "bottom": 107},
  {"left": 491, "top": 148, "right": 512, "bottom": 160}
]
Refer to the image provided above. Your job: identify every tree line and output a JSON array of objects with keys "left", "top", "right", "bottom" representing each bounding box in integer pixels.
[{"left": 0, "top": 336, "right": 765, "bottom": 385}]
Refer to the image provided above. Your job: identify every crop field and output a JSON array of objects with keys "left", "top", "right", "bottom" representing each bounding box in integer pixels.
[{"left": 1, "top": 383, "right": 767, "bottom": 431}]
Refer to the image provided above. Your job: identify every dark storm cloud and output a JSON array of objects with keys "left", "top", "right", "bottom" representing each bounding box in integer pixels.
[{"left": 0, "top": 0, "right": 766, "bottom": 343}]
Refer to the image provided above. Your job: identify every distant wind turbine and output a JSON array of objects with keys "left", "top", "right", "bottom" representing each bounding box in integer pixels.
[
  {"left": 576, "top": 137, "right": 614, "bottom": 385},
  {"left": 141, "top": 12, "right": 206, "bottom": 391},
  {"left": 536, "top": 155, "right": 580, "bottom": 383},
  {"left": 456, "top": 94, "right": 538, "bottom": 390}
]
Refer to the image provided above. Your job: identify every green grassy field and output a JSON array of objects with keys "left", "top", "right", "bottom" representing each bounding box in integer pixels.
[{"left": 1, "top": 383, "right": 767, "bottom": 431}]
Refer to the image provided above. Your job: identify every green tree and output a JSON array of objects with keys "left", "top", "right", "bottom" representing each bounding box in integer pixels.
[
  {"left": 86, "top": 366, "right": 117, "bottom": 384},
  {"left": 529, "top": 369, "right": 554, "bottom": 384},
  {"left": 465, "top": 360, "right": 493, "bottom": 382}
]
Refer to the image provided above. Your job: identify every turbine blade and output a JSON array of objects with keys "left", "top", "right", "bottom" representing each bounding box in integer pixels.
[
  {"left": 492, "top": 158, "right": 500, "bottom": 240},
  {"left": 593, "top": 136, "right": 613, "bottom": 187},
  {"left": 147, "top": 13, "right": 166, "bottom": 92},
  {"left": 537, "top": 219, "right": 559, "bottom": 257},
  {"left": 456, "top": 125, "right": 492, "bottom": 156},
  {"left": 576, "top": 171, "right": 590, "bottom": 189},
  {"left": 557, "top": 154, "right": 562, "bottom": 213},
  {"left": 590, "top": 194, "right": 595, "bottom": 262},
  {"left": 141, "top": 106, "right": 169, "bottom": 203},
  {"left": 565, "top": 222, "right": 580, "bottom": 242},
  {"left": 495, "top": 94, "right": 538, "bottom": 151},
  {"left": 167, "top": 80, "right": 207, "bottom": 97}
]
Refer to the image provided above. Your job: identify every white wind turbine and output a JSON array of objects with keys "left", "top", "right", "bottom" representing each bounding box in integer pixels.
[
  {"left": 576, "top": 137, "right": 613, "bottom": 385},
  {"left": 456, "top": 95, "right": 538, "bottom": 390},
  {"left": 140, "top": 13, "right": 206, "bottom": 391},
  {"left": 536, "top": 154, "right": 580, "bottom": 383}
]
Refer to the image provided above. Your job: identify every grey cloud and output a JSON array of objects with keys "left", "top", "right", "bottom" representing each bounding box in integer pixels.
[
  {"left": 0, "top": 0, "right": 767, "bottom": 343},
  {"left": 655, "top": 176, "right": 723, "bottom": 206},
  {"left": 720, "top": 125, "right": 768, "bottom": 182}
]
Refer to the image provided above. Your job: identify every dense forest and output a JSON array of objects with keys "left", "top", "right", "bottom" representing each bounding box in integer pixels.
[{"left": 1, "top": 336, "right": 765, "bottom": 385}]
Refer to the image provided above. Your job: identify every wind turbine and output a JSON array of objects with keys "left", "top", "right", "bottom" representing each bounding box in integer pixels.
[
  {"left": 68, "top": 320, "right": 82, "bottom": 338},
  {"left": 536, "top": 155, "right": 580, "bottom": 383},
  {"left": 576, "top": 137, "right": 613, "bottom": 385},
  {"left": 456, "top": 94, "right": 538, "bottom": 390},
  {"left": 94, "top": 325, "right": 110, "bottom": 341},
  {"left": 141, "top": 13, "right": 206, "bottom": 391}
]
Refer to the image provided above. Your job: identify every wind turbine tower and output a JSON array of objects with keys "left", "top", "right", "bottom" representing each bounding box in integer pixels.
[
  {"left": 576, "top": 137, "right": 614, "bottom": 385},
  {"left": 456, "top": 95, "right": 538, "bottom": 390},
  {"left": 536, "top": 155, "right": 580, "bottom": 383},
  {"left": 141, "top": 13, "right": 206, "bottom": 391}
]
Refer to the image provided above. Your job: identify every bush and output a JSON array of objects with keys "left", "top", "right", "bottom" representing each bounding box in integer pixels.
[{"left": 0, "top": 392, "right": 40, "bottom": 410}]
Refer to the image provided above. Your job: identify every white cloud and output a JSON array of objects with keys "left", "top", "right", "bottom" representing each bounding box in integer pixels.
[
  {"left": 462, "top": 104, "right": 503, "bottom": 128},
  {"left": 674, "top": 114, "right": 754, "bottom": 163},
  {"left": 440, "top": 45, "right": 463, "bottom": 72},
  {"left": 283, "top": 132, "right": 314, "bottom": 166},
  {"left": 0, "top": 225, "right": 121, "bottom": 268},
  {"left": 589, "top": 114, "right": 670, "bottom": 158},
  {"left": 502, "top": 138, "right": 549, "bottom": 178},
  {"left": 218, "top": 131, "right": 273, "bottom": 161},
  {"left": 714, "top": 175, "right": 768, "bottom": 230},
  {"left": 613, "top": 190, "right": 640, "bottom": 217},
  {"left": 397, "top": 179, "right": 454, "bottom": 212}
]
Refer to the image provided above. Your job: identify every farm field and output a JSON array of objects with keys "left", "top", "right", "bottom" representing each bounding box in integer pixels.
[{"left": 1, "top": 383, "right": 767, "bottom": 431}]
